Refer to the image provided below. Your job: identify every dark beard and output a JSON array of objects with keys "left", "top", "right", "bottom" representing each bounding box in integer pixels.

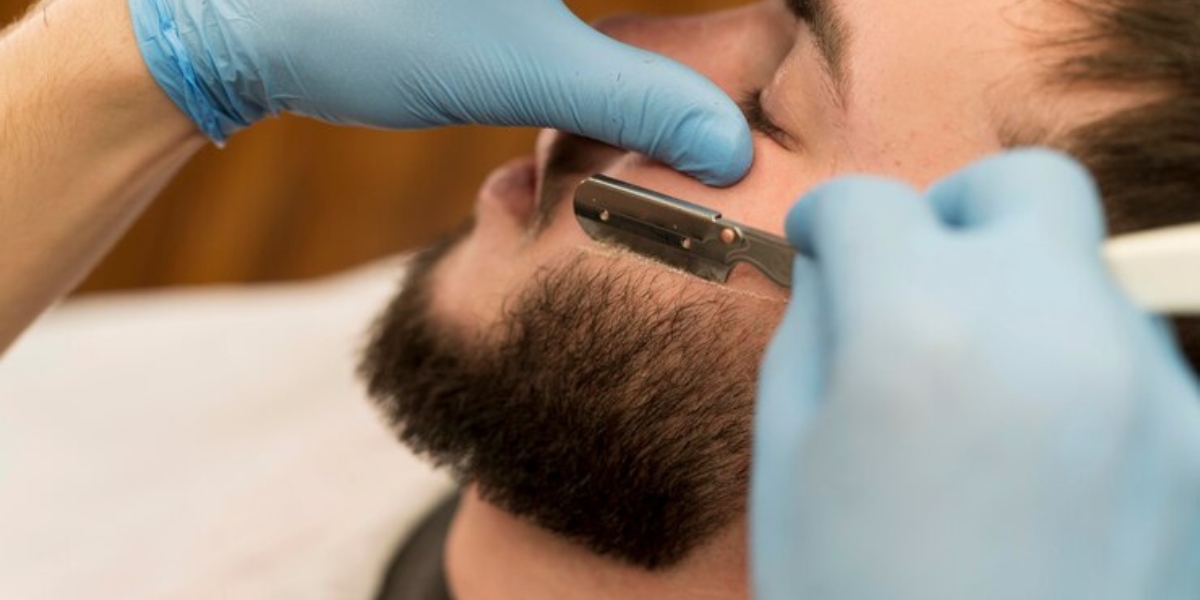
[{"left": 360, "top": 233, "right": 780, "bottom": 569}]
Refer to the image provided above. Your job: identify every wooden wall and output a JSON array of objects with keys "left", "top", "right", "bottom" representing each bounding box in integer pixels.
[{"left": 2, "top": 0, "right": 743, "bottom": 293}]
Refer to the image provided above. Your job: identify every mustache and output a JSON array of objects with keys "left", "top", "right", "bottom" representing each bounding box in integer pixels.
[{"left": 535, "top": 133, "right": 623, "bottom": 230}]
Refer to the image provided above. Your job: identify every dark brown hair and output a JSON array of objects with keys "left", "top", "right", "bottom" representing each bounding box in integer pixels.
[
  {"left": 361, "top": 239, "right": 779, "bottom": 569},
  {"left": 1052, "top": 0, "right": 1200, "bottom": 365}
]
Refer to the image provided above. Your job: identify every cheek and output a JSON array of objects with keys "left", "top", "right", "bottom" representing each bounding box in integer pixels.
[
  {"left": 846, "top": 80, "right": 1004, "bottom": 185},
  {"left": 426, "top": 213, "right": 591, "bottom": 336},
  {"left": 425, "top": 237, "right": 527, "bottom": 335}
]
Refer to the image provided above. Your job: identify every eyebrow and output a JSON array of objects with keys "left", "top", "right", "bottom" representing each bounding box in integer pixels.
[{"left": 785, "top": 0, "right": 851, "bottom": 103}]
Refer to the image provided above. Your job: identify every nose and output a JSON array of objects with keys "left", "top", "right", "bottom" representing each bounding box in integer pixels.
[{"left": 591, "top": 4, "right": 792, "bottom": 98}]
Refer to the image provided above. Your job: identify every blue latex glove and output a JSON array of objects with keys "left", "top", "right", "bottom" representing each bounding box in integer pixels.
[
  {"left": 127, "top": 0, "right": 751, "bottom": 185},
  {"left": 752, "top": 150, "right": 1200, "bottom": 600}
]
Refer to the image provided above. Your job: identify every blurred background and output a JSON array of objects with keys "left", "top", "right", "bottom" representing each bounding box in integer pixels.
[{"left": 2, "top": 0, "right": 743, "bottom": 295}]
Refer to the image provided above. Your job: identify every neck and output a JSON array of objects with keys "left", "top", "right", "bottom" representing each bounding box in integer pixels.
[{"left": 444, "top": 487, "right": 748, "bottom": 600}]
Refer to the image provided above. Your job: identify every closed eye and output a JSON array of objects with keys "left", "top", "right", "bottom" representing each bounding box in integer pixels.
[
  {"left": 741, "top": 89, "right": 799, "bottom": 151},
  {"left": 786, "top": 0, "right": 815, "bottom": 22}
]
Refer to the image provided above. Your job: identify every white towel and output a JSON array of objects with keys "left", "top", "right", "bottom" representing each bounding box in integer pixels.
[{"left": 0, "top": 258, "right": 453, "bottom": 600}]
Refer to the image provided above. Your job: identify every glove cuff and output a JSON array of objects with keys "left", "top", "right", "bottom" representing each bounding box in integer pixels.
[{"left": 127, "top": 0, "right": 249, "bottom": 143}]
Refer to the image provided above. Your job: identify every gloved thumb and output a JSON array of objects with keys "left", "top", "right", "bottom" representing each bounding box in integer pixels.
[{"left": 506, "top": 4, "right": 753, "bottom": 186}]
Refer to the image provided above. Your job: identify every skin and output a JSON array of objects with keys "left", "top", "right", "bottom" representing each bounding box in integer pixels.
[
  {"left": 0, "top": 0, "right": 204, "bottom": 352},
  {"left": 0, "top": 0, "right": 1119, "bottom": 596},
  {"left": 432, "top": 1, "right": 1106, "bottom": 599},
  {"left": 430, "top": 0, "right": 1054, "bottom": 334}
]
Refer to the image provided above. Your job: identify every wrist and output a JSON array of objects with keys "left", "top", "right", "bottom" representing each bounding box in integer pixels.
[
  {"left": 0, "top": 0, "right": 202, "bottom": 149},
  {"left": 127, "top": 0, "right": 266, "bottom": 142},
  {"left": 0, "top": 0, "right": 205, "bottom": 353}
]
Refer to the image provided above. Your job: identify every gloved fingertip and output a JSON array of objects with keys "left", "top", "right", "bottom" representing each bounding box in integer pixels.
[
  {"left": 682, "top": 112, "right": 755, "bottom": 187},
  {"left": 987, "top": 148, "right": 1093, "bottom": 186},
  {"left": 784, "top": 196, "right": 818, "bottom": 253},
  {"left": 545, "top": 27, "right": 754, "bottom": 186},
  {"left": 928, "top": 148, "right": 1105, "bottom": 240},
  {"left": 784, "top": 176, "right": 921, "bottom": 253},
  {"left": 932, "top": 148, "right": 1094, "bottom": 203}
]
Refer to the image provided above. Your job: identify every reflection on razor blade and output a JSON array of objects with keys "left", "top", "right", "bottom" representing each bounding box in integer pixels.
[{"left": 573, "top": 175, "right": 795, "bottom": 288}]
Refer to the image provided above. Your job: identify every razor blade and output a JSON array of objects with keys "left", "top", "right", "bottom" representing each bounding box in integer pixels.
[
  {"left": 574, "top": 175, "right": 795, "bottom": 288},
  {"left": 573, "top": 174, "right": 1200, "bottom": 315}
]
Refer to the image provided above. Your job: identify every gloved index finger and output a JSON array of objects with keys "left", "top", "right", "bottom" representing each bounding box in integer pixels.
[
  {"left": 515, "top": 8, "right": 754, "bottom": 186},
  {"left": 785, "top": 175, "right": 938, "bottom": 269}
]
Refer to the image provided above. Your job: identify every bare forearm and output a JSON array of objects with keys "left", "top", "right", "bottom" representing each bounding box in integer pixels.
[{"left": 0, "top": 0, "right": 203, "bottom": 353}]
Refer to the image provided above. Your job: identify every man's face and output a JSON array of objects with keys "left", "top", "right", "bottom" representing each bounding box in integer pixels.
[
  {"left": 364, "top": 0, "right": 1078, "bottom": 570},
  {"left": 433, "top": 0, "right": 1069, "bottom": 326}
]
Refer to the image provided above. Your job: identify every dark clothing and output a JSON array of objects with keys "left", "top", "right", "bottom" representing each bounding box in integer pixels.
[{"left": 376, "top": 494, "right": 460, "bottom": 600}]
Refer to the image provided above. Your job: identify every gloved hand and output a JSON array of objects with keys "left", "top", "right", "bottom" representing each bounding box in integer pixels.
[
  {"left": 127, "top": 0, "right": 751, "bottom": 185},
  {"left": 752, "top": 150, "right": 1200, "bottom": 600}
]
